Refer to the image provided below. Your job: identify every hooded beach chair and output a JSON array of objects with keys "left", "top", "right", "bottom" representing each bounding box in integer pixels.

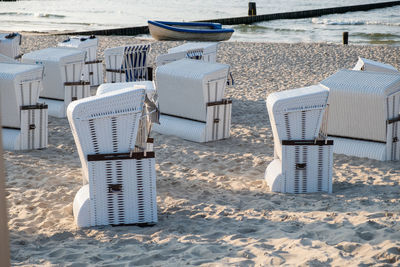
[
  {"left": 58, "top": 35, "right": 104, "bottom": 86},
  {"left": 0, "top": 33, "right": 22, "bottom": 60},
  {"left": 153, "top": 58, "right": 231, "bottom": 142},
  {"left": 21, "top": 47, "right": 89, "bottom": 118},
  {"left": 0, "top": 62, "right": 48, "bottom": 150},
  {"left": 68, "top": 87, "right": 158, "bottom": 227},
  {"left": 321, "top": 69, "right": 400, "bottom": 161},
  {"left": 156, "top": 42, "right": 219, "bottom": 66},
  {"left": 105, "top": 44, "right": 151, "bottom": 83},
  {"left": 353, "top": 57, "right": 399, "bottom": 74},
  {"left": 265, "top": 85, "right": 333, "bottom": 194}
]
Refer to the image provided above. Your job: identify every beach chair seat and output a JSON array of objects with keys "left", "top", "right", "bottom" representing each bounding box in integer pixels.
[
  {"left": 21, "top": 47, "right": 89, "bottom": 118},
  {"left": 265, "top": 85, "right": 333, "bottom": 193},
  {"left": 353, "top": 57, "right": 399, "bottom": 74},
  {"left": 0, "top": 62, "right": 48, "bottom": 150},
  {"left": 321, "top": 69, "right": 400, "bottom": 161},
  {"left": 104, "top": 44, "right": 151, "bottom": 83},
  {"left": 156, "top": 42, "right": 219, "bottom": 66},
  {"left": 0, "top": 33, "right": 22, "bottom": 60},
  {"left": 58, "top": 35, "right": 104, "bottom": 86},
  {"left": 153, "top": 59, "right": 231, "bottom": 142},
  {"left": 68, "top": 87, "right": 157, "bottom": 227}
]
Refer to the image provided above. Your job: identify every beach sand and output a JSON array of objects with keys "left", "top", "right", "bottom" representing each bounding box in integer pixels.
[{"left": 4, "top": 35, "right": 400, "bottom": 266}]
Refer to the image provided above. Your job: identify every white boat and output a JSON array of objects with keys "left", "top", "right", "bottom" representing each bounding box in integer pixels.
[{"left": 148, "top": 20, "right": 234, "bottom": 41}]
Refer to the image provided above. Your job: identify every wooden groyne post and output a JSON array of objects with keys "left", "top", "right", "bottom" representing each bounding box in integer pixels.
[
  {"left": 248, "top": 2, "right": 257, "bottom": 16},
  {"left": 60, "top": 1, "right": 400, "bottom": 36},
  {"left": 343, "top": 32, "right": 349, "bottom": 45}
]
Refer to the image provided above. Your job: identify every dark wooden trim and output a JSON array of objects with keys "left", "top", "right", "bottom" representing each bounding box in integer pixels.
[
  {"left": 20, "top": 104, "right": 48, "bottom": 110},
  {"left": 2, "top": 126, "right": 20, "bottom": 130},
  {"left": 85, "top": 60, "right": 102, "bottom": 64},
  {"left": 40, "top": 96, "right": 64, "bottom": 101},
  {"left": 328, "top": 135, "right": 386, "bottom": 144},
  {"left": 87, "top": 151, "right": 155, "bottom": 162},
  {"left": 147, "top": 138, "right": 154, "bottom": 143},
  {"left": 64, "top": 81, "right": 90, "bottom": 86},
  {"left": 161, "top": 113, "right": 206, "bottom": 123},
  {"left": 106, "top": 69, "right": 125, "bottom": 73},
  {"left": 207, "top": 99, "right": 232, "bottom": 107},
  {"left": 147, "top": 67, "right": 153, "bottom": 81},
  {"left": 388, "top": 115, "right": 400, "bottom": 124},
  {"left": 282, "top": 140, "right": 334, "bottom": 146}
]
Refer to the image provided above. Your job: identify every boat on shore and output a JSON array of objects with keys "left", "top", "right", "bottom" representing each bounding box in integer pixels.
[{"left": 148, "top": 20, "right": 234, "bottom": 41}]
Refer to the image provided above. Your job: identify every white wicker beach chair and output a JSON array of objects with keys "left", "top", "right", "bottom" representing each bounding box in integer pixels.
[
  {"left": 353, "top": 57, "right": 399, "bottom": 74},
  {"left": 0, "top": 33, "right": 22, "bottom": 60},
  {"left": 58, "top": 36, "right": 104, "bottom": 86},
  {"left": 0, "top": 62, "right": 48, "bottom": 150},
  {"left": 104, "top": 44, "right": 151, "bottom": 83},
  {"left": 265, "top": 85, "right": 333, "bottom": 194},
  {"left": 21, "top": 47, "right": 89, "bottom": 118},
  {"left": 321, "top": 69, "right": 400, "bottom": 161},
  {"left": 153, "top": 59, "right": 231, "bottom": 142},
  {"left": 68, "top": 87, "right": 157, "bottom": 227},
  {"left": 156, "top": 42, "right": 218, "bottom": 66}
]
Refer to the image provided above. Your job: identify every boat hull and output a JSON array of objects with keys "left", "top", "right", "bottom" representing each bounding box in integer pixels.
[{"left": 148, "top": 23, "right": 233, "bottom": 41}]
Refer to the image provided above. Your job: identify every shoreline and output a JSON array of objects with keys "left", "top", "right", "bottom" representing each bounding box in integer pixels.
[{"left": 5, "top": 35, "right": 400, "bottom": 266}]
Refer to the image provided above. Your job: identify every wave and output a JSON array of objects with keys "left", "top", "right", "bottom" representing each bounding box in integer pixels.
[
  {"left": 0, "top": 11, "right": 65, "bottom": 19},
  {"left": 0, "top": 19, "right": 91, "bottom": 26},
  {"left": 311, "top": 18, "right": 400, "bottom": 26},
  {"left": 234, "top": 24, "right": 305, "bottom": 33},
  {"left": 0, "top": 12, "right": 31, "bottom": 16},
  {"left": 352, "top": 32, "right": 400, "bottom": 39},
  {"left": 34, "top": 13, "right": 65, "bottom": 19}
]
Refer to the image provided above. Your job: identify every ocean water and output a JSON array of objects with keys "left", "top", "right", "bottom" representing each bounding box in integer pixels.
[{"left": 0, "top": 0, "right": 399, "bottom": 45}]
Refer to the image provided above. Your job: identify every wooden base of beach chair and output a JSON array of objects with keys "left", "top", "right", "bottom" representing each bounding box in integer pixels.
[
  {"left": 265, "top": 140, "right": 333, "bottom": 194},
  {"left": 73, "top": 152, "right": 157, "bottom": 228},
  {"left": 153, "top": 99, "right": 232, "bottom": 142},
  {"left": 2, "top": 104, "right": 48, "bottom": 150}
]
